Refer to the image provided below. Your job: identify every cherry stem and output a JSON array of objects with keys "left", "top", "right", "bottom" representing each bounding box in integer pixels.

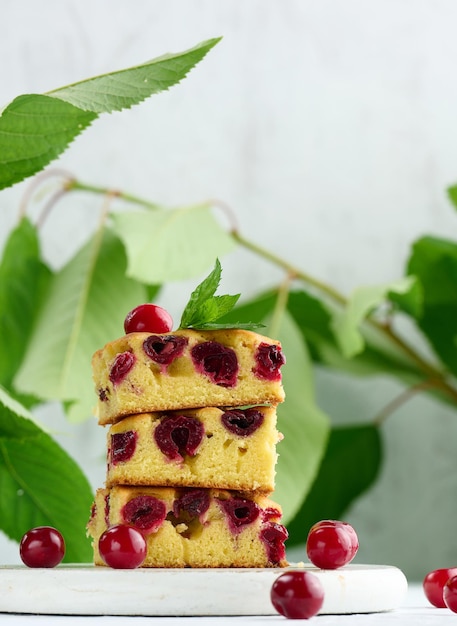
[{"left": 49, "top": 176, "right": 457, "bottom": 413}]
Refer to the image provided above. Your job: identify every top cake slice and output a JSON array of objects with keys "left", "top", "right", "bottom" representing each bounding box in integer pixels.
[{"left": 93, "top": 328, "right": 285, "bottom": 425}]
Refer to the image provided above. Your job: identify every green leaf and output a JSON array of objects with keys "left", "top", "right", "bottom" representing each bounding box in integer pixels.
[
  {"left": 14, "top": 229, "right": 147, "bottom": 422},
  {"left": 286, "top": 424, "right": 382, "bottom": 545},
  {"left": 0, "top": 218, "right": 52, "bottom": 400},
  {"left": 447, "top": 184, "right": 457, "bottom": 211},
  {"left": 48, "top": 38, "right": 222, "bottom": 113},
  {"left": 388, "top": 276, "right": 423, "bottom": 318},
  {"left": 111, "top": 205, "right": 236, "bottom": 284},
  {"left": 0, "top": 95, "right": 96, "bottom": 190},
  {"left": 0, "top": 387, "right": 93, "bottom": 562},
  {"left": 180, "top": 258, "right": 224, "bottom": 327},
  {"left": 0, "top": 38, "right": 221, "bottom": 190},
  {"left": 177, "top": 259, "right": 262, "bottom": 330},
  {"left": 331, "top": 277, "right": 420, "bottom": 359},
  {"left": 407, "top": 236, "right": 457, "bottom": 376},
  {"left": 274, "top": 312, "right": 330, "bottom": 524}
]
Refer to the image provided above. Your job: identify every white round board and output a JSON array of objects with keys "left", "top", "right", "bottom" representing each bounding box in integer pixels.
[{"left": 0, "top": 563, "right": 407, "bottom": 616}]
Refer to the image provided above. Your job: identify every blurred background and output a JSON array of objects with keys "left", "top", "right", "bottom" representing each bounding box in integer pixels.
[{"left": 2, "top": 0, "right": 457, "bottom": 580}]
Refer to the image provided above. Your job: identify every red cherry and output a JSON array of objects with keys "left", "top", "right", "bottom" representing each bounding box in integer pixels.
[
  {"left": 98, "top": 524, "right": 147, "bottom": 569},
  {"left": 306, "top": 520, "right": 358, "bottom": 570},
  {"left": 423, "top": 568, "right": 457, "bottom": 608},
  {"left": 271, "top": 570, "right": 324, "bottom": 619},
  {"left": 20, "top": 526, "right": 65, "bottom": 568},
  {"left": 444, "top": 575, "right": 457, "bottom": 613},
  {"left": 124, "top": 304, "right": 173, "bottom": 334}
]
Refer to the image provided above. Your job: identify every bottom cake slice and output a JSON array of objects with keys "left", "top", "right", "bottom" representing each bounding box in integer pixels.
[{"left": 87, "top": 485, "right": 288, "bottom": 568}]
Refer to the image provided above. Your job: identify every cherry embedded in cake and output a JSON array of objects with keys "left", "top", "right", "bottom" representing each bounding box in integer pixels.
[
  {"left": 143, "top": 335, "right": 188, "bottom": 367},
  {"left": 253, "top": 343, "right": 285, "bottom": 381},
  {"left": 221, "top": 408, "right": 264, "bottom": 436},
  {"left": 260, "top": 522, "right": 288, "bottom": 565},
  {"left": 110, "top": 430, "right": 138, "bottom": 465},
  {"left": 121, "top": 495, "right": 167, "bottom": 534},
  {"left": 154, "top": 414, "right": 204, "bottom": 462},
  {"left": 173, "top": 489, "right": 211, "bottom": 523},
  {"left": 218, "top": 496, "right": 261, "bottom": 533},
  {"left": 109, "top": 352, "right": 136, "bottom": 385},
  {"left": 191, "top": 341, "right": 239, "bottom": 387}
]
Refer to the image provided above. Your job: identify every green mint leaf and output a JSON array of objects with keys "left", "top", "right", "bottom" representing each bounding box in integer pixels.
[
  {"left": 178, "top": 260, "right": 262, "bottom": 330},
  {"left": 179, "top": 258, "right": 223, "bottom": 328},
  {"left": 199, "top": 294, "right": 241, "bottom": 323},
  {"left": 0, "top": 38, "right": 221, "bottom": 190}
]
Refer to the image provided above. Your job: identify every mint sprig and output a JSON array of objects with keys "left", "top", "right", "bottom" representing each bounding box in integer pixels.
[{"left": 178, "top": 259, "right": 264, "bottom": 330}]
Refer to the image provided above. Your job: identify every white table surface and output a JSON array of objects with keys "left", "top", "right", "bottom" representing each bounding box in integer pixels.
[{"left": 0, "top": 584, "right": 455, "bottom": 624}]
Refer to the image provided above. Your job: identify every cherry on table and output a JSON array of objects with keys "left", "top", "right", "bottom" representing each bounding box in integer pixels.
[
  {"left": 423, "top": 567, "right": 457, "bottom": 608},
  {"left": 98, "top": 524, "right": 147, "bottom": 569},
  {"left": 306, "top": 519, "right": 358, "bottom": 570},
  {"left": 271, "top": 570, "right": 324, "bottom": 619},
  {"left": 19, "top": 526, "right": 65, "bottom": 568},
  {"left": 444, "top": 575, "right": 457, "bottom": 613},
  {"left": 124, "top": 304, "right": 173, "bottom": 334}
]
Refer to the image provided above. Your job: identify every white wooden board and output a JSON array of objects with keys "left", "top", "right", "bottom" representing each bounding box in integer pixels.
[{"left": 0, "top": 563, "right": 407, "bottom": 616}]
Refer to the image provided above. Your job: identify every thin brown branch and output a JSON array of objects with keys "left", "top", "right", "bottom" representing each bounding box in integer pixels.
[
  {"left": 18, "top": 169, "right": 75, "bottom": 221},
  {"left": 373, "top": 379, "right": 438, "bottom": 426}
]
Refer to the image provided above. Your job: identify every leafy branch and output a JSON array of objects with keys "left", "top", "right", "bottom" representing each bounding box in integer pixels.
[
  {"left": 0, "top": 38, "right": 221, "bottom": 190},
  {"left": 38, "top": 171, "right": 457, "bottom": 417}
]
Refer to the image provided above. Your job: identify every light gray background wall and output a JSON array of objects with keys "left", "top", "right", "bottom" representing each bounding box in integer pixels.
[{"left": 1, "top": 0, "right": 457, "bottom": 580}]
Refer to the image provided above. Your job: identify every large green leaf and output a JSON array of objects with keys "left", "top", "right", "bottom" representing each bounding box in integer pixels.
[
  {"left": 331, "top": 277, "right": 421, "bottom": 359},
  {"left": 14, "top": 228, "right": 148, "bottom": 422},
  {"left": 111, "top": 205, "right": 236, "bottom": 283},
  {"left": 0, "top": 38, "right": 221, "bottom": 190},
  {"left": 0, "top": 95, "right": 96, "bottom": 191},
  {"left": 286, "top": 424, "right": 382, "bottom": 545},
  {"left": 274, "top": 313, "right": 330, "bottom": 524},
  {"left": 0, "top": 387, "right": 93, "bottom": 562},
  {"left": 0, "top": 218, "right": 51, "bottom": 394},
  {"left": 48, "top": 38, "right": 221, "bottom": 113},
  {"left": 407, "top": 236, "right": 457, "bottom": 376}
]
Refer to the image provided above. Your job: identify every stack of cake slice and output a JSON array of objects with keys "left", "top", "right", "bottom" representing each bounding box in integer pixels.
[{"left": 87, "top": 327, "right": 288, "bottom": 568}]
